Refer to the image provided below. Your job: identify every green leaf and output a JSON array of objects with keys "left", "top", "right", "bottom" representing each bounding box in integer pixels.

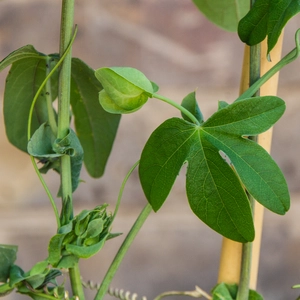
[
  {"left": 212, "top": 282, "right": 235, "bottom": 300},
  {"left": 29, "top": 261, "right": 48, "bottom": 277},
  {"left": 139, "top": 97, "right": 289, "bottom": 242},
  {"left": 181, "top": 91, "right": 204, "bottom": 124},
  {"left": 238, "top": 0, "right": 300, "bottom": 53},
  {"left": 249, "top": 289, "right": 264, "bottom": 300},
  {"left": 202, "top": 97, "right": 289, "bottom": 214},
  {"left": 0, "top": 283, "right": 14, "bottom": 296},
  {"left": 71, "top": 58, "right": 121, "bottom": 178},
  {"left": 3, "top": 50, "right": 58, "bottom": 152},
  {"left": 95, "top": 67, "right": 154, "bottom": 114},
  {"left": 47, "top": 234, "right": 65, "bottom": 267},
  {"left": 53, "top": 129, "right": 84, "bottom": 193},
  {"left": 9, "top": 265, "right": 25, "bottom": 287},
  {"left": 139, "top": 118, "right": 254, "bottom": 242},
  {"left": 212, "top": 283, "right": 264, "bottom": 300},
  {"left": 0, "top": 45, "right": 42, "bottom": 72},
  {"left": 65, "top": 233, "right": 109, "bottom": 259},
  {"left": 192, "top": 0, "right": 249, "bottom": 32},
  {"left": 0, "top": 245, "right": 18, "bottom": 283}
]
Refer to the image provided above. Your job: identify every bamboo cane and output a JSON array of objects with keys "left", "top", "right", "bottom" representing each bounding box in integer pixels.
[{"left": 217, "top": 33, "right": 284, "bottom": 288}]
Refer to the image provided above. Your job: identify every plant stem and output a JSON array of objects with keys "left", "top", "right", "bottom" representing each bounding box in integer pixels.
[
  {"left": 94, "top": 204, "right": 153, "bottom": 300},
  {"left": 153, "top": 93, "right": 201, "bottom": 126},
  {"left": 58, "top": 0, "right": 74, "bottom": 222},
  {"left": 236, "top": 40, "right": 261, "bottom": 300},
  {"left": 45, "top": 57, "right": 58, "bottom": 136},
  {"left": 58, "top": 1, "right": 84, "bottom": 299},
  {"left": 236, "top": 28, "right": 300, "bottom": 101}
]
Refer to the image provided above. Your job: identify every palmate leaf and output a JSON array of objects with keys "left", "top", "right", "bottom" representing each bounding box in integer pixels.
[
  {"left": 139, "top": 96, "right": 289, "bottom": 242},
  {"left": 238, "top": 0, "right": 300, "bottom": 53}
]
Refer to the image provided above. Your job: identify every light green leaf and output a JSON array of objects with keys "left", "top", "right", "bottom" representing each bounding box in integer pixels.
[
  {"left": 71, "top": 58, "right": 120, "bottom": 178},
  {"left": 65, "top": 233, "right": 109, "bottom": 259},
  {"left": 29, "top": 261, "right": 48, "bottom": 277},
  {"left": 238, "top": 0, "right": 300, "bottom": 53},
  {"left": 0, "top": 245, "right": 18, "bottom": 283},
  {"left": 95, "top": 67, "right": 154, "bottom": 113},
  {"left": 0, "top": 45, "right": 42, "bottom": 72},
  {"left": 192, "top": 0, "right": 249, "bottom": 32}
]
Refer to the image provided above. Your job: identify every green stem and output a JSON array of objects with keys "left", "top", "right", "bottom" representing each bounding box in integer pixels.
[
  {"left": 69, "top": 264, "right": 85, "bottom": 300},
  {"left": 236, "top": 22, "right": 261, "bottom": 300},
  {"left": 58, "top": 1, "right": 84, "bottom": 299},
  {"left": 153, "top": 93, "right": 201, "bottom": 126},
  {"left": 27, "top": 28, "right": 77, "bottom": 229},
  {"left": 58, "top": 0, "right": 75, "bottom": 224},
  {"left": 45, "top": 57, "right": 58, "bottom": 136},
  {"left": 94, "top": 204, "right": 153, "bottom": 300},
  {"left": 111, "top": 160, "right": 140, "bottom": 222},
  {"left": 236, "top": 28, "right": 300, "bottom": 102}
]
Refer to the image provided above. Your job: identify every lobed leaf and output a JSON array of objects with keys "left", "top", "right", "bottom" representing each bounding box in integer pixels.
[
  {"left": 139, "top": 96, "right": 289, "bottom": 241},
  {"left": 139, "top": 118, "right": 254, "bottom": 242}
]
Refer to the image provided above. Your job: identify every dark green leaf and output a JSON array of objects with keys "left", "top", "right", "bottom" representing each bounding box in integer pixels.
[
  {"left": 95, "top": 67, "right": 154, "bottom": 113},
  {"left": 238, "top": 0, "right": 300, "bottom": 53},
  {"left": 192, "top": 0, "right": 249, "bottom": 32},
  {"left": 0, "top": 245, "right": 18, "bottom": 283},
  {"left": 9, "top": 265, "right": 25, "bottom": 287},
  {"left": 139, "top": 118, "right": 254, "bottom": 242},
  {"left": 181, "top": 91, "right": 204, "bottom": 123},
  {"left": 71, "top": 58, "right": 121, "bottom": 178},
  {"left": 139, "top": 96, "right": 289, "bottom": 241},
  {"left": 203, "top": 97, "right": 289, "bottom": 214},
  {"left": 3, "top": 53, "right": 58, "bottom": 152}
]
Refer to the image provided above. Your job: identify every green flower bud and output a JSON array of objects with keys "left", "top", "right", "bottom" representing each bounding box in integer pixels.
[{"left": 95, "top": 67, "right": 156, "bottom": 114}]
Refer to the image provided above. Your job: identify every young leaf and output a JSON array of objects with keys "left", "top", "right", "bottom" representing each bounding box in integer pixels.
[
  {"left": 95, "top": 67, "right": 154, "bottom": 113},
  {"left": 238, "top": 0, "right": 300, "bottom": 53},
  {"left": 71, "top": 58, "right": 120, "bottom": 178},
  {"left": 181, "top": 91, "right": 204, "bottom": 124},
  {"left": 28, "top": 123, "right": 83, "bottom": 193},
  {"left": 139, "top": 96, "right": 289, "bottom": 242},
  {"left": 192, "top": 0, "right": 249, "bottom": 32},
  {"left": 3, "top": 54, "right": 58, "bottom": 152}
]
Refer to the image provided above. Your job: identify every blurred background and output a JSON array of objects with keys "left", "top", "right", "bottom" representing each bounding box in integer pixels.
[{"left": 0, "top": 0, "right": 300, "bottom": 299}]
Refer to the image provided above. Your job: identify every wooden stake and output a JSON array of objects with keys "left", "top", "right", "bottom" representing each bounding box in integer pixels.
[{"left": 217, "top": 33, "right": 284, "bottom": 288}]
